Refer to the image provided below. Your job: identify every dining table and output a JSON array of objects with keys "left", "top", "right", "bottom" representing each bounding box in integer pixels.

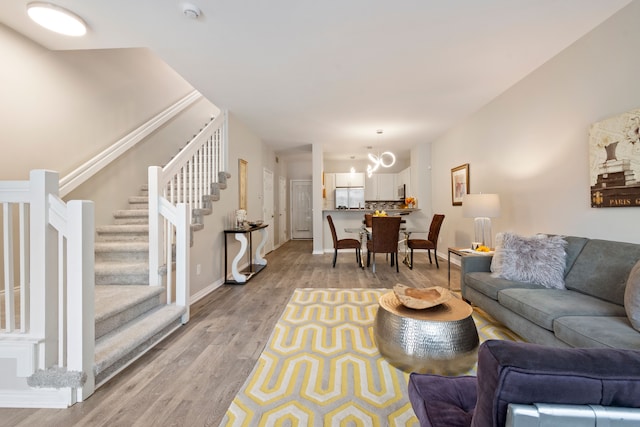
[{"left": 345, "top": 223, "right": 427, "bottom": 269}]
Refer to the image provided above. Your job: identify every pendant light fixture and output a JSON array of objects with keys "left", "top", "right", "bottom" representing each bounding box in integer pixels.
[
  {"left": 366, "top": 130, "right": 396, "bottom": 178},
  {"left": 27, "top": 2, "right": 87, "bottom": 37}
]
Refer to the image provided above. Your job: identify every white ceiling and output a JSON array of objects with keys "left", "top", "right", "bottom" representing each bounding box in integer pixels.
[{"left": 0, "top": 0, "right": 632, "bottom": 162}]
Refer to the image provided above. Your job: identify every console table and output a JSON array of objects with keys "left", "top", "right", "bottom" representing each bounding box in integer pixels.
[{"left": 224, "top": 224, "right": 268, "bottom": 284}]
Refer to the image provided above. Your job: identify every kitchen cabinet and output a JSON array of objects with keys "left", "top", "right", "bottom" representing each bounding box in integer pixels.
[
  {"left": 377, "top": 173, "right": 396, "bottom": 200},
  {"left": 365, "top": 173, "right": 395, "bottom": 200},
  {"left": 397, "top": 167, "right": 411, "bottom": 197},
  {"left": 335, "top": 172, "right": 365, "bottom": 187}
]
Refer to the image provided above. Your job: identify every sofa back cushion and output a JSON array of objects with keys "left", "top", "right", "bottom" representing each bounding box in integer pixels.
[
  {"left": 561, "top": 236, "right": 589, "bottom": 276},
  {"left": 564, "top": 239, "right": 640, "bottom": 305},
  {"left": 470, "top": 340, "right": 640, "bottom": 427}
]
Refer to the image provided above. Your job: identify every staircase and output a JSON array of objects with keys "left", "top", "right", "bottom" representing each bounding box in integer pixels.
[
  {"left": 92, "top": 184, "right": 183, "bottom": 387},
  {"left": 92, "top": 166, "right": 230, "bottom": 387}
]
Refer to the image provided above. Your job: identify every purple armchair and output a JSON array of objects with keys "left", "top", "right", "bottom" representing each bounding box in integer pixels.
[{"left": 408, "top": 340, "right": 640, "bottom": 427}]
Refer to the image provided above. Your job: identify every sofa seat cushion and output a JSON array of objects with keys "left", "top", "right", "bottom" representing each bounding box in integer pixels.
[
  {"left": 554, "top": 316, "right": 640, "bottom": 349},
  {"left": 498, "top": 289, "right": 627, "bottom": 330},
  {"left": 465, "top": 272, "right": 544, "bottom": 300},
  {"left": 408, "top": 373, "right": 477, "bottom": 427}
]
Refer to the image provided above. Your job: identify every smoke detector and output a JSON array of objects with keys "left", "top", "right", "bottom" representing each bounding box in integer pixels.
[{"left": 182, "top": 3, "right": 201, "bottom": 19}]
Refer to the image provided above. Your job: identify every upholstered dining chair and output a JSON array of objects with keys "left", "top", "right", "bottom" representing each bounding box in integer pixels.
[
  {"left": 366, "top": 216, "right": 403, "bottom": 273},
  {"left": 408, "top": 214, "right": 445, "bottom": 269},
  {"left": 327, "top": 215, "right": 361, "bottom": 268},
  {"left": 364, "top": 213, "right": 373, "bottom": 228}
]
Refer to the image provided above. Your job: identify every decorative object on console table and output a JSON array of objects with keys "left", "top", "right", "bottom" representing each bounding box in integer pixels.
[
  {"left": 239, "top": 158, "right": 248, "bottom": 210},
  {"left": 589, "top": 107, "right": 640, "bottom": 207},
  {"left": 462, "top": 193, "right": 500, "bottom": 249},
  {"left": 451, "top": 163, "right": 470, "bottom": 206}
]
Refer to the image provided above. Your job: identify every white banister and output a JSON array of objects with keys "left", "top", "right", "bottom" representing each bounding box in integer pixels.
[
  {"left": 1, "top": 170, "right": 95, "bottom": 404},
  {"left": 64, "top": 200, "right": 95, "bottom": 401},
  {"left": 148, "top": 111, "right": 227, "bottom": 314},
  {"left": 29, "top": 170, "right": 60, "bottom": 368}
]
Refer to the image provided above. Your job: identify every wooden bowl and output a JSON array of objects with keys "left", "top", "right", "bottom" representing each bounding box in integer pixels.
[{"left": 392, "top": 284, "right": 452, "bottom": 309}]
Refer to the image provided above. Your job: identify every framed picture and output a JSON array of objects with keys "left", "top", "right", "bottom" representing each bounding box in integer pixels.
[
  {"left": 451, "top": 163, "right": 470, "bottom": 206},
  {"left": 239, "top": 159, "right": 248, "bottom": 210}
]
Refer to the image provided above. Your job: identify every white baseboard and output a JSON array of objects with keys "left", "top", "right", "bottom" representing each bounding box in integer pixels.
[{"left": 0, "top": 387, "right": 76, "bottom": 408}]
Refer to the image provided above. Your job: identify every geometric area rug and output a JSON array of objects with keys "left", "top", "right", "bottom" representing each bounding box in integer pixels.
[{"left": 219, "top": 288, "right": 522, "bottom": 427}]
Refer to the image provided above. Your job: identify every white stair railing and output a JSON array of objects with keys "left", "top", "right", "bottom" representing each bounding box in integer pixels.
[
  {"left": 148, "top": 111, "right": 228, "bottom": 319},
  {"left": 0, "top": 170, "right": 95, "bottom": 406}
]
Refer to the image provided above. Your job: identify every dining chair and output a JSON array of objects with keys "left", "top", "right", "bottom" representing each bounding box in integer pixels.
[
  {"left": 366, "top": 216, "right": 402, "bottom": 273},
  {"left": 364, "top": 213, "right": 373, "bottom": 227},
  {"left": 327, "top": 215, "right": 362, "bottom": 268},
  {"left": 407, "top": 214, "right": 445, "bottom": 269}
]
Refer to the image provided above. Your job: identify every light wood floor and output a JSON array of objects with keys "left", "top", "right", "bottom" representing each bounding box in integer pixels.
[{"left": 1, "top": 240, "right": 460, "bottom": 427}]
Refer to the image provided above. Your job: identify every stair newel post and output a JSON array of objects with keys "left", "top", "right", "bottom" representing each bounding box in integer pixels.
[
  {"left": 176, "top": 202, "right": 190, "bottom": 323},
  {"left": 29, "top": 170, "right": 60, "bottom": 369},
  {"left": 148, "top": 166, "right": 163, "bottom": 287},
  {"left": 65, "top": 200, "right": 95, "bottom": 401}
]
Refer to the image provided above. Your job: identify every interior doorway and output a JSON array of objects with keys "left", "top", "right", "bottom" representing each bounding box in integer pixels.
[
  {"left": 262, "top": 168, "right": 274, "bottom": 253},
  {"left": 291, "top": 179, "right": 312, "bottom": 239},
  {"left": 279, "top": 176, "right": 287, "bottom": 245}
]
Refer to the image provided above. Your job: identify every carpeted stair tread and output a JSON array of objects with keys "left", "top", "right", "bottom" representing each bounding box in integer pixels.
[
  {"left": 95, "top": 285, "right": 163, "bottom": 323},
  {"left": 95, "top": 261, "right": 149, "bottom": 275},
  {"left": 94, "top": 304, "right": 185, "bottom": 378},
  {"left": 95, "top": 241, "right": 149, "bottom": 252},
  {"left": 113, "top": 209, "right": 149, "bottom": 224},
  {"left": 96, "top": 224, "right": 149, "bottom": 234},
  {"left": 113, "top": 209, "right": 149, "bottom": 217}
]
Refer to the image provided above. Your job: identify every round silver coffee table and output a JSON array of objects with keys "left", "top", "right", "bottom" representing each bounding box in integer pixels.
[{"left": 374, "top": 291, "right": 479, "bottom": 374}]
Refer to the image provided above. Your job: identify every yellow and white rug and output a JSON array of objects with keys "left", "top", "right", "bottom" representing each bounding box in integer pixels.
[{"left": 219, "top": 288, "right": 521, "bottom": 427}]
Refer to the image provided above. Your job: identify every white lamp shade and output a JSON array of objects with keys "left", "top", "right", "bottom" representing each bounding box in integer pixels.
[{"left": 462, "top": 193, "right": 501, "bottom": 218}]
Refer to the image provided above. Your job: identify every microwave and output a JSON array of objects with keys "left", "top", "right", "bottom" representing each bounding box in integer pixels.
[{"left": 397, "top": 184, "right": 406, "bottom": 200}]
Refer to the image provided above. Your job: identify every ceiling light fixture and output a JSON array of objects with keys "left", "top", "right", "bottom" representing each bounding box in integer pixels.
[
  {"left": 26, "top": 2, "right": 87, "bottom": 36},
  {"left": 366, "top": 130, "right": 396, "bottom": 178}
]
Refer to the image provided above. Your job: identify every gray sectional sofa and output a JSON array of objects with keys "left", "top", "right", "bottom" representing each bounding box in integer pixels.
[{"left": 460, "top": 235, "right": 640, "bottom": 349}]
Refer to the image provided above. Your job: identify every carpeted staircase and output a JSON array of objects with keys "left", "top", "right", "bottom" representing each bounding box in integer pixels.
[{"left": 92, "top": 173, "right": 228, "bottom": 387}]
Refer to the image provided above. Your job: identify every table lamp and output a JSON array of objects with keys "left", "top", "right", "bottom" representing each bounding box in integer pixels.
[{"left": 462, "top": 193, "right": 501, "bottom": 248}]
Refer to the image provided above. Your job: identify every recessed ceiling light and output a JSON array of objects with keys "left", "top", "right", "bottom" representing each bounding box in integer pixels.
[{"left": 26, "top": 2, "right": 87, "bottom": 37}]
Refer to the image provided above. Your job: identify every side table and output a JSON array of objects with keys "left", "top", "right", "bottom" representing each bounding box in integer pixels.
[
  {"left": 374, "top": 291, "right": 479, "bottom": 375},
  {"left": 224, "top": 224, "right": 269, "bottom": 284}
]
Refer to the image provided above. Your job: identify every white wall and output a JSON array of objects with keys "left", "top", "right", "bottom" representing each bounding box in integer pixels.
[
  {"left": 0, "top": 24, "right": 195, "bottom": 181},
  {"left": 0, "top": 22, "right": 281, "bottom": 299},
  {"left": 431, "top": 1, "right": 640, "bottom": 249}
]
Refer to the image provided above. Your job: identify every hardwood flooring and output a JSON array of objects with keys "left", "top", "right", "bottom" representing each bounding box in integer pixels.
[{"left": 0, "top": 240, "right": 460, "bottom": 427}]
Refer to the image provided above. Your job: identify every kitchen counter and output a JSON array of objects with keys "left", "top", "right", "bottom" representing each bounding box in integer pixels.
[{"left": 323, "top": 208, "right": 420, "bottom": 214}]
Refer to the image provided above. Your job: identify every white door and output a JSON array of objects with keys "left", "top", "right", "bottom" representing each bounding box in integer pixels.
[
  {"left": 279, "top": 176, "right": 287, "bottom": 244},
  {"left": 263, "top": 168, "right": 275, "bottom": 253},
  {"left": 291, "top": 180, "right": 312, "bottom": 239}
]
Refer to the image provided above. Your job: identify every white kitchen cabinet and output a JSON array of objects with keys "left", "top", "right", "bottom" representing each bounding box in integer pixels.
[
  {"left": 365, "top": 173, "right": 395, "bottom": 200},
  {"left": 377, "top": 174, "right": 396, "bottom": 200},
  {"left": 397, "top": 167, "right": 411, "bottom": 196},
  {"left": 335, "top": 172, "right": 365, "bottom": 187}
]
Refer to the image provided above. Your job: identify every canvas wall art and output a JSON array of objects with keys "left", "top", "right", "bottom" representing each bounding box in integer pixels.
[{"left": 589, "top": 108, "right": 640, "bottom": 207}]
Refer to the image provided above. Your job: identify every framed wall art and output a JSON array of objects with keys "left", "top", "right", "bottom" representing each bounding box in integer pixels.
[
  {"left": 239, "top": 159, "right": 248, "bottom": 210},
  {"left": 451, "top": 163, "right": 470, "bottom": 206},
  {"left": 589, "top": 108, "right": 640, "bottom": 207}
]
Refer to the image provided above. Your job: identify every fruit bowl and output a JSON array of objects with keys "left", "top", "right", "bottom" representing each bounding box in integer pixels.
[
  {"left": 248, "top": 220, "right": 264, "bottom": 227},
  {"left": 393, "top": 284, "right": 452, "bottom": 309}
]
